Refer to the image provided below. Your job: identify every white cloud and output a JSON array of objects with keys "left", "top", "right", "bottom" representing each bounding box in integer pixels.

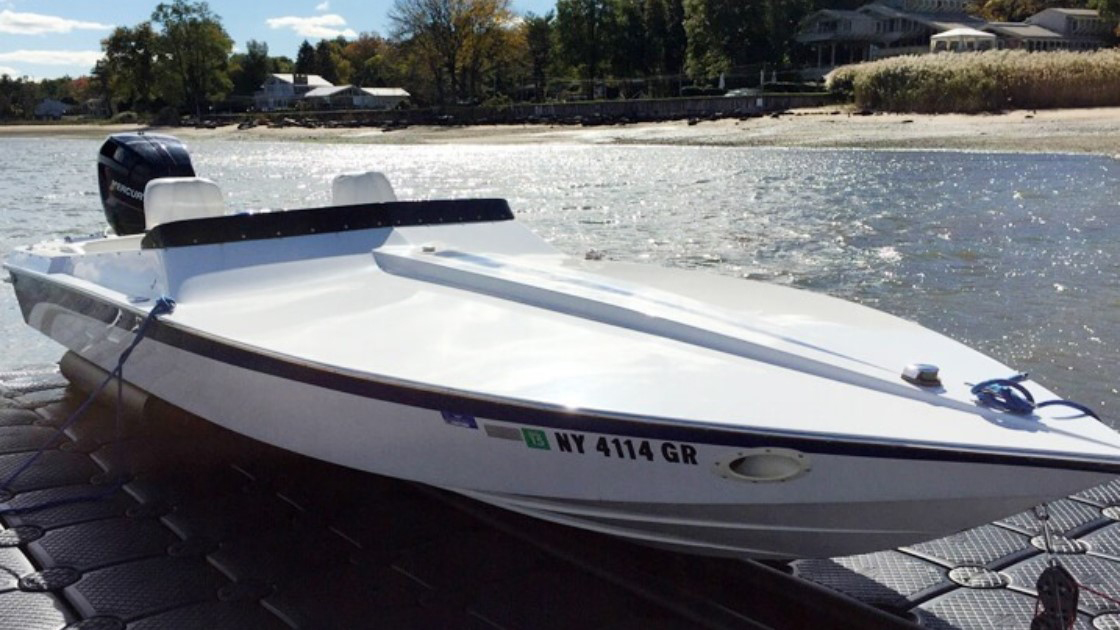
[
  {"left": 0, "top": 64, "right": 21, "bottom": 76},
  {"left": 266, "top": 14, "right": 356, "bottom": 39},
  {"left": 0, "top": 9, "right": 111, "bottom": 35},
  {"left": 0, "top": 50, "right": 103, "bottom": 66},
  {"left": 315, "top": 1, "right": 330, "bottom": 11}
]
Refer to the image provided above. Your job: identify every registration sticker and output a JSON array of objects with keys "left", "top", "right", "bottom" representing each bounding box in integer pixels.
[
  {"left": 441, "top": 411, "right": 477, "bottom": 429},
  {"left": 522, "top": 428, "right": 551, "bottom": 450}
]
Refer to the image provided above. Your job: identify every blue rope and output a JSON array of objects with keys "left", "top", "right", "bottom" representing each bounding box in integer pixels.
[
  {"left": 971, "top": 373, "right": 1100, "bottom": 421},
  {"left": 0, "top": 297, "right": 175, "bottom": 514}
]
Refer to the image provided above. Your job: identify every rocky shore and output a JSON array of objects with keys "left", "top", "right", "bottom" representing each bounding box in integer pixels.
[{"left": 3, "top": 106, "right": 1120, "bottom": 156}]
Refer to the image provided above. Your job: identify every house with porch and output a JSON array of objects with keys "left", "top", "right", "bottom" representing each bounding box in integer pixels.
[
  {"left": 254, "top": 74, "right": 410, "bottom": 111},
  {"left": 1026, "top": 8, "right": 1113, "bottom": 49},
  {"left": 797, "top": 2, "right": 1116, "bottom": 72},
  {"left": 798, "top": 0, "right": 985, "bottom": 68},
  {"left": 253, "top": 74, "right": 333, "bottom": 111},
  {"left": 358, "top": 88, "right": 410, "bottom": 109},
  {"left": 302, "top": 85, "right": 411, "bottom": 110}
]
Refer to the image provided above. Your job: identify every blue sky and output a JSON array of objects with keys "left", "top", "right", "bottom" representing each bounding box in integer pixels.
[{"left": 0, "top": 0, "right": 556, "bottom": 80}]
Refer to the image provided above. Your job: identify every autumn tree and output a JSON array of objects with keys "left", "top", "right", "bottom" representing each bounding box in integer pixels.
[
  {"left": 968, "top": 0, "right": 1087, "bottom": 21},
  {"left": 344, "top": 33, "right": 391, "bottom": 87},
  {"left": 389, "top": 0, "right": 514, "bottom": 104}
]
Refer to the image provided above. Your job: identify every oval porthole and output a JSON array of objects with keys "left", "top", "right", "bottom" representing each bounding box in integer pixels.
[{"left": 714, "top": 448, "right": 810, "bottom": 483}]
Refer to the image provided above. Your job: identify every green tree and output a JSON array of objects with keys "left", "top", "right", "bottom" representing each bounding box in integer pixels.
[
  {"left": 639, "top": 0, "right": 687, "bottom": 95},
  {"left": 270, "top": 56, "right": 295, "bottom": 73},
  {"left": 295, "top": 40, "right": 316, "bottom": 75},
  {"left": 1090, "top": 0, "right": 1120, "bottom": 20},
  {"left": 100, "top": 23, "right": 159, "bottom": 112},
  {"left": 89, "top": 59, "right": 114, "bottom": 113},
  {"left": 315, "top": 39, "right": 341, "bottom": 83},
  {"left": 524, "top": 12, "right": 554, "bottom": 100},
  {"left": 683, "top": 0, "right": 725, "bottom": 79},
  {"left": 661, "top": 0, "right": 687, "bottom": 76},
  {"left": 555, "top": 0, "right": 616, "bottom": 98},
  {"left": 233, "top": 39, "right": 270, "bottom": 94},
  {"left": 151, "top": 0, "right": 233, "bottom": 118},
  {"left": 0, "top": 75, "right": 37, "bottom": 119},
  {"left": 608, "top": 0, "right": 647, "bottom": 90}
]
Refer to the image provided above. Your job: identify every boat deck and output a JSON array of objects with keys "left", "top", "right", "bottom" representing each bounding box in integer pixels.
[{"left": 0, "top": 364, "right": 1117, "bottom": 628}]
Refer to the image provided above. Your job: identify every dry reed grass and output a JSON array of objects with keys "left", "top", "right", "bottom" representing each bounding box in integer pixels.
[{"left": 826, "top": 49, "right": 1120, "bottom": 113}]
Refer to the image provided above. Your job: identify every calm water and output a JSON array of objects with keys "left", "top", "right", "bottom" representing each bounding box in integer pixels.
[{"left": 2, "top": 138, "right": 1118, "bottom": 421}]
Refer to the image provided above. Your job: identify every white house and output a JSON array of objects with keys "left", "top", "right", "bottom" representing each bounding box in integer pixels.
[
  {"left": 253, "top": 74, "right": 332, "bottom": 111},
  {"left": 930, "top": 27, "right": 996, "bottom": 53},
  {"left": 1027, "top": 8, "right": 1113, "bottom": 49},
  {"left": 357, "top": 88, "right": 410, "bottom": 110},
  {"left": 303, "top": 85, "right": 360, "bottom": 108},
  {"left": 254, "top": 74, "right": 410, "bottom": 111},
  {"left": 799, "top": 2, "right": 1116, "bottom": 70}
]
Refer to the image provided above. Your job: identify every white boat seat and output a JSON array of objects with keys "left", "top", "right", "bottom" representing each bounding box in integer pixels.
[
  {"left": 331, "top": 171, "right": 397, "bottom": 206},
  {"left": 144, "top": 177, "right": 226, "bottom": 230}
]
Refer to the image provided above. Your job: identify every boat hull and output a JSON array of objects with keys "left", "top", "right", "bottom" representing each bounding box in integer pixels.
[{"left": 10, "top": 270, "right": 1115, "bottom": 559}]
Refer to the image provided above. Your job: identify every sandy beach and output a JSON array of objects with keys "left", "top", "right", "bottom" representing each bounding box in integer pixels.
[{"left": 3, "top": 106, "right": 1120, "bottom": 155}]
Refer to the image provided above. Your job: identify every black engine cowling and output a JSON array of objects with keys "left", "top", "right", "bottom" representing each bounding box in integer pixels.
[{"left": 97, "top": 133, "right": 195, "bottom": 235}]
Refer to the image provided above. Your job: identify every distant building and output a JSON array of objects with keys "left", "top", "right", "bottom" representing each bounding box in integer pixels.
[
  {"left": 82, "top": 98, "right": 110, "bottom": 118},
  {"left": 1025, "top": 8, "right": 1113, "bottom": 49},
  {"left": 797, "top": 2, "right": 1116, "bottom": 72},
  {"left": 253, "top": 74, "right": 332, "bottom": 111},
  {"left": 982, "top": 22, "right": 1067, "bottom": 51},
  {"left": 930, "top": 27, "right": 996, "bottom": 53},
  {"left": 254, "top": 74, "right": 410, "bottom": 111},
  {"left": 798, "top": 0, "right": 985, "bottom": 67},
  {"left": 33, "top": 98, "right": 69, "bottom": 120},
  {"left": 302, "top": 84, "right": 361, "bottom": 108},
  {"left": 357, "top": 87, "right": 410, "bottom": 110}
]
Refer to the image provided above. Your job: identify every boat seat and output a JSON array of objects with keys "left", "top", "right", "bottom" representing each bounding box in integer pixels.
[
  {"left": 332, "top": 171, "right": 397, "bottom": 206},
  {"left": 144, "top": 177, "right": 227, "bottom": 230}
]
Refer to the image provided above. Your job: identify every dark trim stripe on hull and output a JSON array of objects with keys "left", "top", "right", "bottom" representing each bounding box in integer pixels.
[
  {"left": 11, "top": 269, "right": 1120, "bottom": 475},
  {"left": 141, "top": 198, "right": 514, "bottom": 249}
]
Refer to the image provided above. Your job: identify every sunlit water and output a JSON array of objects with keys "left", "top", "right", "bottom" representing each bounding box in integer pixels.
[{"left": 2, "top": 138, "right": 1118, "bottom": 422}]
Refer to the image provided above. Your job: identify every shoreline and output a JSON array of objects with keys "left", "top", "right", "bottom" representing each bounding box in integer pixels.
[{"left": 3, "top": 106, "right": 1120, "bottom": 155}]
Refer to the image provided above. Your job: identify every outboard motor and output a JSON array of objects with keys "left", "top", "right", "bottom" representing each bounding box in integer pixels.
[{"left": 97, "top": 133, "right": 195, "bottom": 235}]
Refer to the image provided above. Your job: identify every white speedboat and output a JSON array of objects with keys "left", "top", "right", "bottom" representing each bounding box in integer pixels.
[{"left": 5, "top": 133, "right": 1120, "bottom": 560}]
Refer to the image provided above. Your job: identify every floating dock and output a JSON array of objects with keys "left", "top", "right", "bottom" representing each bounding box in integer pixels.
[{"left": 0, "top": 364, "right": 1116, "bottom": 629}]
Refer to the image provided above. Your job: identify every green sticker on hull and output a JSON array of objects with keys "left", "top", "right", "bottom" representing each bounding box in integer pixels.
[{"left": 522, "top": 428, "right": 551, "bottom": 450}]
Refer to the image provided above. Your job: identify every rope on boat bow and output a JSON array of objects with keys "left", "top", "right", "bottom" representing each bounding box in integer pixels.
[
  {"left": 0, "top": 297, "right": 175, "bottom": 514},
  {"left": 970, "top": 373, "right": 1100, "bottom": 420}
]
